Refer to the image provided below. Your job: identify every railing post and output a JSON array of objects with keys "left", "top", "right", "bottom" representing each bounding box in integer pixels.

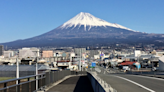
[
  {"left": 52, "top": 71, "right": 54, "bottom": 83},
  {"left": 4, "top": 83, "right": 7, "bottom": 92},
  {"left": 41, "top": 75, "right": 44, "bottom": 90},
  {"left": 48, "top": 71, "right": 51, "bottom": 85},
  {"left": 17, "top": 80, "right": 20, "bottom": 92},
  {"left": 27, "top": 78, "right": 30, "bottom": 92}
]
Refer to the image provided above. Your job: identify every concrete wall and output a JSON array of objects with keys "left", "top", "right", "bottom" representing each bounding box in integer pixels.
[
  {"left": 159, "top": 60, "right": 164, "bottom": 71},
  {"left": 87, "top": 72, "right": 116, "bottom": 92},
  {"left": 87, "top": 72, "right": 105, "bottom": 92}
]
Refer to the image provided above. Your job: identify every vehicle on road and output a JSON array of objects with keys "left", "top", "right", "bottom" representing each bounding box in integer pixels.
[{"left": 123, "top": 66, "right": 130, "bottom": 71}]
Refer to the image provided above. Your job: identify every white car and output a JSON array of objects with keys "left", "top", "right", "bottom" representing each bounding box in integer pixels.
[
  {"left": 152, "top": 67, "right": 159, "bottom": 71},
  {"left": 123, "top": 66, "right": 130, "bottom": 71}
]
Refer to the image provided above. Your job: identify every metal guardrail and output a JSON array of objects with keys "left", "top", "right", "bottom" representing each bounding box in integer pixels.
[
  {"left": 0, "top": 72, "right": 46, "bottom": 92},
  {"left": 0, "top": 70, "right": 87, "bottom": 92}
]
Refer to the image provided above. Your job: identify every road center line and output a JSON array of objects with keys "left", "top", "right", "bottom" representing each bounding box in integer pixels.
[{"left": 115, "top": 75, "right": 155, "bottom": 92}]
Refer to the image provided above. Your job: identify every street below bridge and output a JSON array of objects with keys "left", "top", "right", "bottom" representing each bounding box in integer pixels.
[{"left": 98, "top": 73, "right": 164, "bottom": 92}]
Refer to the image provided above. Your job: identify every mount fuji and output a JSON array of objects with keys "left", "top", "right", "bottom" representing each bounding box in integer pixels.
[{"left": 1, "top": 12, "right": 164, "bottom": 48}]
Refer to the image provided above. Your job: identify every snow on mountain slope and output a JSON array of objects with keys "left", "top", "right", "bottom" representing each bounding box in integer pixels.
[{"left": 60, "top": 12, "right": 133, "bottom": 31}]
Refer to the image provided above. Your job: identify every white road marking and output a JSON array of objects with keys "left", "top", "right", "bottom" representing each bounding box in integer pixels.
[
  {"left": 127, "top": 75, "right": 164, "bottom": 81},
  {"left": 115, "top": 75, "right": 155, "bottom": 92}
]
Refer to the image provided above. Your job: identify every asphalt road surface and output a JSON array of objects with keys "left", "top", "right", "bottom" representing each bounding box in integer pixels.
[
  {"left": 47, "top": 76, "right": 94, "bottom": 92},
  {"left": 98, "top": 73, "right": 164, "bottom": 92}
]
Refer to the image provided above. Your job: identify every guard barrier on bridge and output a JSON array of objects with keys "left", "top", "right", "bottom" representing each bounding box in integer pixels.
[
  {"left": 87, "top": 71, "right": 117, "bottom": 92},
  {"left": 0, "top": 70, "right": 86, "bottom": 92}
]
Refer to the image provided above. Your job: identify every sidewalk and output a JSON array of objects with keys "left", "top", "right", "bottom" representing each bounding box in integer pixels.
[{"left": 47, "top": 75, "right": 94, "bottom": 92}]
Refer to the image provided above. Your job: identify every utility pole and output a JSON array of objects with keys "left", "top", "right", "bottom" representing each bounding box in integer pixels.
[
  {"left": 16, "top": 58, "right": 19, "bottom": 84},
  {"left": 36, "top": 57, "right": 38, "bottom": 91},
  {"left": 16, "top": 57, "right": 19, "bottom": 92},
  {"left": 79, "top": 49, "right": 81, "bottom": 71}
]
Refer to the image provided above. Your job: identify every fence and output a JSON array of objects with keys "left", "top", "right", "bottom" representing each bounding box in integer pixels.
[
  {"left": 0, "top": 71, "right": 35, "bottom": 77},
  {"left": 0, "top": 70, "right": 87, "bottom": 92}
]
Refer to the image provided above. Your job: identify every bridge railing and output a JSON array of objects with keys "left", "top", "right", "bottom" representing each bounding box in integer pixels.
[
  {"left": 0, "top": 72, "right": 45, "bottom": 92},
  {"left": 0, "top": 70, "right": 87, "bottom": 92}
]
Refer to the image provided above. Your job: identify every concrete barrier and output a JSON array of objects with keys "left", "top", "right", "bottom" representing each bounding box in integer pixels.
[{"left": 87, "top": 72, "right": 117, "bottom": 92}]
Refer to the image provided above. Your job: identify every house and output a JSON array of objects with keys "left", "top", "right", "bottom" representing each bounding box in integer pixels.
[
  {"left": 119, "top": 61, "right": 137, "bottom": 69},
  {"left": 120, "top": 61, "right": 137, "bottom": 66}
]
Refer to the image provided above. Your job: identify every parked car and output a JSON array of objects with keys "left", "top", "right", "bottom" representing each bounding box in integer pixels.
[
  {"left": 123, "top": 66, "right": 130, "bottom": 71},
  {"left": 152, "top": 67, "right": 159, "bottom": 71}
]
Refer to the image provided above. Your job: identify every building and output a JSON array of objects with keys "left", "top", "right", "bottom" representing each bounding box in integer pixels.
[
  {"left": 134, "top": 50, "right": 141, "bottom": 57},
  {"left": 159, "top": 56, "right": 164, "bottom": 71},
  {"left": 30, "top": 47, "right": 40, "bottom": 57},
  {"left": 53, "top": 51, "right": 62, "bottom": 57},
  {"left": 0, "top": 57, "right": 18, "bottom": 65},
  {"left": 156, "top": 51, "right": 164, "bottom": 57},
  {"left": 42, "top": 50, "right": 53, "bottom": 58},
  {"left": 89, "top": 50, "right": 99, "bottom": 58},
  {"left": 19, "top": 48, "right": 37, "bottom": 58},
  {"left": 4, "top": 51, "right": 14, "bottom": 58},
  {"left": 0, "top": 45, "right": 4, "bottom": 56},
  {"left": 74, "top": 48, "right": 86, "bottom": 56}
]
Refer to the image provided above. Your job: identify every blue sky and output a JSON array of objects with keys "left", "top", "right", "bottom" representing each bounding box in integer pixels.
[{"left": 0, "top": 0, "right": 164, "bottom": 43}]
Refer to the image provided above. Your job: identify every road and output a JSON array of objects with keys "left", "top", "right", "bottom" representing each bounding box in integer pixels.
[
  {"left": 47, "top": 76, "right": 94, "bottom": 92},
  {"left": 98, "top": 73, "right": 164, "bottom": 92}
]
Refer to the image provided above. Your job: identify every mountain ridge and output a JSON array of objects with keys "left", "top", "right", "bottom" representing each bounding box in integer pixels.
[
  {"left": 1, "top": 12, "right": 164, "bottom": 48},
  {"left": 59, "top": 12, "right": 134, "bottom": 31}
]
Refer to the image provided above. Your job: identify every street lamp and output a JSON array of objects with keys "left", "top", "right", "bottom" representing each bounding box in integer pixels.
[
  {"left": 79, "top": 49, "right": 81, "bottom": 71},
  {"left": 16, "top": 57, "right": 19, "bottom": 84},
  {"left": 35, "top": 57, "right": 38, "bottom": 90}
]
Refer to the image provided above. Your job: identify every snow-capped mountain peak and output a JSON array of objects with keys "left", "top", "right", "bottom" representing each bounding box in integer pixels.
[{"left": 60, "top": 12, "right": 132, "bottom": 31}]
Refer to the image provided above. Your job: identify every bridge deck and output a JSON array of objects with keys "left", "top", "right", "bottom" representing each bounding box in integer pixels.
[{"left": 47, "top": 75, "right": 94, "bottom": 92}]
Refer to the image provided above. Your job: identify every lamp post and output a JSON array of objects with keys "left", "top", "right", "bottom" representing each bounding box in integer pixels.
[
  {"left": 79, "top": 49, "right": 81, "bottom": 71},
  {"left": 36, "top": 57, "right": 38, "bottom": 91},
  {"left": 137, "top": 56, "right": 139, "bottom": 71},
  {"left": 16, "top": 58, "right": 19, "bottom": 83},
  {"left": 16, "top": 57, "right": 19, "bottom": 92}
]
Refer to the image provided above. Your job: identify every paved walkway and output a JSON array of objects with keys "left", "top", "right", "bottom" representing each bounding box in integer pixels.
[{"left": 47, "top": 75, "right": 94, "bottom": 92}]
